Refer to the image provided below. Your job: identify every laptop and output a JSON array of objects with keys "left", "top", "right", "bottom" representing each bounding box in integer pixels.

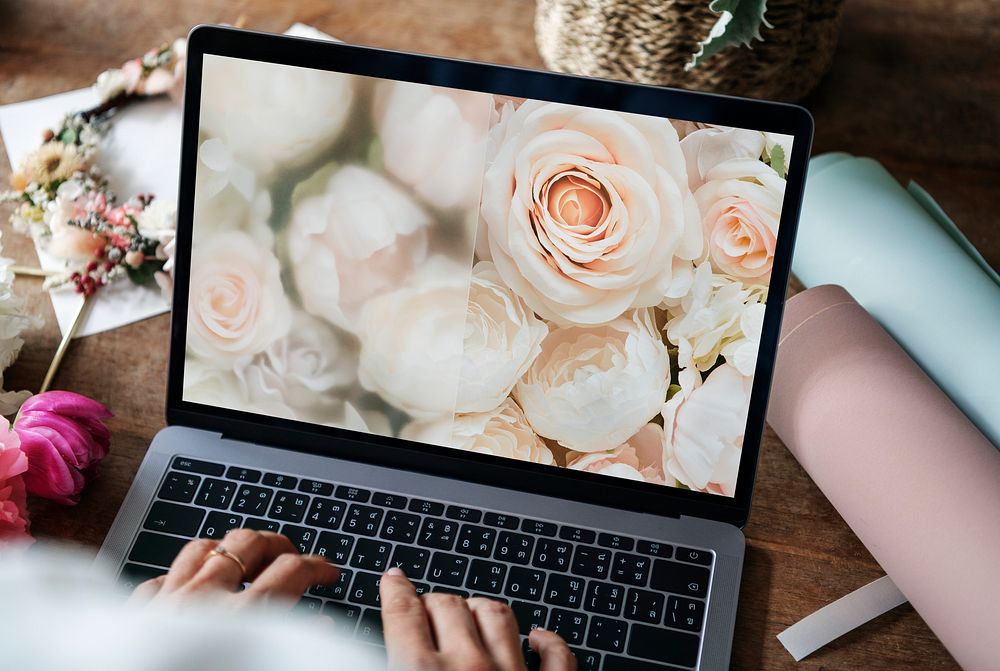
[{"left": 99, "top": 24, "right": 812, "bottom": 671}]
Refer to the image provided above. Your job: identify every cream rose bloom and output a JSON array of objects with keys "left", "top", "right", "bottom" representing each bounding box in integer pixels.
[
  {"left": 695, "top": 158, "right": 784, "bottom": 282},
  {"left": 662, "top": 364, "right": 751, "bottom": 496},
  {"left": 516, "top": 309, "right": 670, "bottom": 452},
  {"left": 289, "top": 165, "right": 431, "bottom": 333},
  {"left": 374, "top": 82, "right": 491, "bottom": 211},
  {"left": 663, "top": 261, "right": 766, "bottom": 372},
  {"left": 193, "top": 137, "right": 275, "bottom": 248},
  {"left": 456, "top": 262, "right": 548, "bottom": 413},
  {"left": 450, "top": 399, "right": 555, "bottom": 465},
  {"left": 187, "top": 230, "right": 291, "bottom": 362},
  {"left": 44, "top": 195, "right": 107, "bottom": 261},
  {"left": 567, "top": 423, "right": 672, "bottom": 485},
  {"left": 480, "top": 101, "right": 702, "bottom": 325},
  {"left": 199, "top": 57, "right": 354, "bottom": 174},
  {"left": 182, "top": 359, "right": 246, "bottom": 410},
  {"left": 679, "top": 125, "right": 767, "bottom": 191}
]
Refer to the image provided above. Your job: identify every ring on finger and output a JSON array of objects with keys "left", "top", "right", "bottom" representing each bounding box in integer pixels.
[{"left": 206, "top": 545, "right": 248, "bottom": 577}]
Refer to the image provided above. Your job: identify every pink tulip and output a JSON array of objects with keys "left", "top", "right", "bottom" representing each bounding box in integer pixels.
[{"left": 15, "top": 391, "right": 112, "bottom": 505}]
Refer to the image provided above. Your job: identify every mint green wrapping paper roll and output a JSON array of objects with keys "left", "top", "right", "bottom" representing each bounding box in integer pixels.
[{"left": 793, "top": 153, "right": 1000, "bottom": 449}]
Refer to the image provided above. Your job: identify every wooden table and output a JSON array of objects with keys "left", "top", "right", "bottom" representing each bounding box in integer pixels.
[{"left": 3, "top": 1, "right": 996, "bottom": 669}]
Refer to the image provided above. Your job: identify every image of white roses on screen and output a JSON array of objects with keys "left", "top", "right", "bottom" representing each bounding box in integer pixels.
[
  {"left": 288, "top": 164, "right": 431, "bottom": 334},
  {"left": 566, "top": 423, "right": 674, "bottom": 485},
  {"left": 455, "top": 261, "right": 548, "bottom": 413},
  {"left": 662, "top": 364, "right": 751, "bottom": 496},
  {"left": 479, "top": 100, "right": 702, "bottom": 326},
  {"left": 516, "top": 309, "right": 670, "bottom": 453}
]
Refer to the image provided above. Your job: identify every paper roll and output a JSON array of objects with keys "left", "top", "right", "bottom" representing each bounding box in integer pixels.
[
  {"left": 792, "top": 153, "right": 1000, "bottom": 449},
  {"left": 767, "top": 285, "right": 1000, "bottom": 671}
]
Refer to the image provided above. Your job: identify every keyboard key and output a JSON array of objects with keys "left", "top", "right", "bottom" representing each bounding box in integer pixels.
[
  {"left": 298, "top": 479, "right": 334, "bottom": 496},
  {"left": 230, "top": 485, "right": 273, "bottom": 516},
  {"left": 315, "top": 532, "right": 354, "bottom": 564},
  {"left": 412, "top": 582, "right": 431, "bottom": 595},
  {"left": 372, "top": 491, "right": 407, "bottom": 509},
  {"left": 612, "top": 552, "right": 651, "bottom": 586},
  {"left": 296, "top": 597, "right": 323, "bottom": 614},
  {"left": 158, "top": 472, "right": 201, "bottom": 503},
  {"left": 483, "top": 512, "right": 519, "bottom": 529},
  {"left": 511, "top": 601, "right": 548, "bottom": 635},
  {"left": 357, "top": 608, "right": 384, "bottom": 645},
  {"left": 128, "top": 532, "right": 188, "bottom": 567},
  {"left": 172, "top": 457, "right": 224, "bottom": 476},
  {"left": 348, "top": 571, "right": 383, "bottom": 607},
  {"left": 350, "top": 539, "right": 392, "bottom": 572},
  {"left": 521, "top": 519, "right": 557, "bottom": 537},
  {"left": 544, "top": 574, "right": 585, "bottom": 608},
  {"left": 268, "top": 491, "right": 310, "bottom": 523},
  {"left": 446, "top": 505, "right": 482, "bottom": 523},
  {"left": 311, "top": 568, "right": 353, "bottom": 600},
  {"left": 586, "top": 615, "right": 627, "bottom": 653},
  {"left": 262, "top": 473, "right": 298, "bottom": 490},
  {"left": 570, "top": 647, "right": 601, "bottom": 671},
  {"left": 306, "top": 497, "right": 346, "bottom": 530},
  {"left": 493, "top": 531, "right": 534, "bottom": 565},
  {"left": 597, "top": 533, "right": 634, "bottom": 551},
  {"left": 547, "top": 608, "right": 588, "bottom": 645},
  {"left": 345, "top": 504, "right": 384, "bottom": 537},
  {"left": 432, "top": 586, "right": 469, "bottom": 597},
  {"left": 380, "top": 511, "right": 421, "bottom": 543},
  {"left": 627, "top": 623, "right": 701, "bottom": 667},
  {"left": 336, "top": 485, "right": 371, "bottom": 503},
  {"left": 636, "top": 540, "right": 672, "bottom": 558},
  {"left": 625, "top": 588, "right": 665, "bottom": 624},
  {"left": 419, "top": 518, "right": 458, "bottom": 551},
  {"left": 200, "top": 511, "right": 243, "bottom": 539},
  {"left": 390, "top": 546, "right": 431, "bottom": 580},
  {"left": 665, "top": 595, "right": 705, "bottom": 632},
  {"left": 559, "top": 526, "right": 596, "bottom": 544},
  {"left": 465, "top": 559, "right": 506, "bottom": 594},
  {"left": 571, "top": 545, "right": 611, "bottom": 579},
  {"left": 143, "top": 501, "right": 204, "bottom": 536},
  {"left": 195, "top": 478, "right": 237, "bottom": 509},
  {"left": 504, "top": 566, "right": 545, "bottom": 601},
  {"left": 522, "top": 639, "right": 541, "bottom": 671},
  {"left": 603, "top": 656, "right": 678, "bottom": 671},
  {"left": 675, "top": 546, "right": 714, "bottom": 566},
  {"left": 532, "top": 538, "right": 572, "bottom": 572},
  {"left": 282, "top": 524, "right": 317, "bottom": 554},
  {"left": 118, "top": 563, "right": 166, "bottom": 592},
  {"left": 225, "top": 466, "right": 261, "bottom": 483},
  {"left": 323, "top": 602, "right": 361, "bottom": 635},
  {"left": 409, "top": 498, "right": 445, "bottom": 516},
  {"left": 584, "top": 580, "right": 624, "bottom": 616},
  {"left": 243, "top": 517, "right": 280, "bottom": 532},
  {"left": 456, "top": 524, "right": 496, "bottom": 558},
  {"left": 650, "top": 559, "right": 710, "bottom": 598},
  {"left": 428, "top": 552, "right": 469, "bottom": 586}
]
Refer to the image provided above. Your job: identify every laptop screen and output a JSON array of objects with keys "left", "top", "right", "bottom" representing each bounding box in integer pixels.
[{"left": 183, "top": 53, "right": 794, "bottom": 499}]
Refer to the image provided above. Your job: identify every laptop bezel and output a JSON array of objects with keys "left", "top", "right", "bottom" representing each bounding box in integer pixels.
[{"left": 167, "top": 24, "right": 813, "bottom": 528}]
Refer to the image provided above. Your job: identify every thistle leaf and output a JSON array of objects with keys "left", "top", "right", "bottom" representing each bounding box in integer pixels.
[{"left": 687, "top": 0, "right": 772, "bottom": 70}]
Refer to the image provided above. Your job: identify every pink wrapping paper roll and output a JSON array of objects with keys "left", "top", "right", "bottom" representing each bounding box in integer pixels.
[{"left": 767, "top": 285, "right": 1000, "bottom": 671}]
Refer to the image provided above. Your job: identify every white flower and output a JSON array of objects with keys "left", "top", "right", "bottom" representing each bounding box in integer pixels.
[
  {"left": 566, "top": 423, "right": 673, "bottom": 485},
  {"left": 94, "top": 68, "right": 127, "bottom": 104},
  {"left": 663, "top": 261, "right": 765, "bottom": 372},
  {"left": 193, "top": 137, "right": 274, "bottom": 249},
  {"left": 516, "top": 310, "right": 670, "bottom": 452},
  {"left": 448, "top": 399, "right": 555, "bottom": 465},
  {"left": 662, "top": 364, "right": 751, "bottom": 496},
  {"left": 289, "top": 165, "right": 430, "bottom": 333},
  {"left": 199, "top": 56, "right": 354, "bottom": 174},
  {"left": 136, "top": 198, "right": 176, "bottom": 242},
  {"left": 0, "top": 252, "right": 40, "bottom": 416},
  {"left": 679, "top": 125, "right": 766, "bottom": 191},
  {"left": 456, "top": 262, "right": 548, "bottom": 413},
  {"left": 233, "top": 311, "right": 357, "bottom": 423},
  {"left": 721, "top": 302, "right": 765, "bottom": 376},
  {"left": 357, "top": 262, "right": 468, "bottom": 418},
  {"left": 374, "top": 81, "right": 492, "bottom": 211},
  {"left": 182, "top": 359, "right": 246, "bottom": 410}
]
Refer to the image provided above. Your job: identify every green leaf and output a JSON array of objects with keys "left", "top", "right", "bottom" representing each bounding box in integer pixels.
[
  {"left": 769, "top": 143, "right": 786, "bottom": 177},
  {"left": 126, "top": 259, "right": 164, "bottom": 286},
  {"left": 687, "top": 0, "right": 771, "bottom": 70},
  {"left": 58, "top": 127, "right": 78, "bottom": 145}
]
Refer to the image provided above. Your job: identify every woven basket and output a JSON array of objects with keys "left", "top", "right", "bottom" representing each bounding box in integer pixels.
[{"left": 535, "top": 0, "right": 845, "bottom": 101}]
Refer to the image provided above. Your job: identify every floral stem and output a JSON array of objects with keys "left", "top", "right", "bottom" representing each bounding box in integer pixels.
[
  {"left": 39, "top": 293, "right": 93, "bottom": 394},
  {"left": 11, "top": 265, "right": 59, "bottom": 278}
]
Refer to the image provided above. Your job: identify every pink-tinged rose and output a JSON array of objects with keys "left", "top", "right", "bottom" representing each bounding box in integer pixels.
[
  {"left": 141, "top": 67, "right": 175, "bottom": 96},
  {"left": 679, "top": 125, "right": 766, "bottom": 192},
  {"left": 695, "top": 158, "right": 783, "bottom": 282},
  {"left": 121, "top": 59, "right": 143, "bottom": 94},
  {"left": 567, "top": 423, "right": 672, "bottom": 485},
  {"left": 0, "top": 417, "right": 32, "bottom": 544},
  {"left": 480, "top": 101, "right": 702, "bottom": 325},
  {"left": 662, "top": 364, "right": 751, "bottom": 496},
  {"left": 14, "top": 391, "right": 112, "bottom": 506}
]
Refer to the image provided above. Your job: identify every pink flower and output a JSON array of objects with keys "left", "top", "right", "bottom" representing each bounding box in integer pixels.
[
  {"left": 567, "top": 423, "right": 670, "bottom": 484},
  {"left": 0, "top": 417, "right": 32, "bottom": 545},
  {"left": 14, "top": 391, "right": 112, "bottom": 506}
]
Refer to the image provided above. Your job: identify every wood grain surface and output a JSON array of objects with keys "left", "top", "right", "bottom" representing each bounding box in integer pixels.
[{"left": 3, "top": 1, "right": 997, "bottom": 669}]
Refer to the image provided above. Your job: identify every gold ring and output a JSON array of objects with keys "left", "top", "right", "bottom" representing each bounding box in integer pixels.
[{"left": 207, "top": 545, "right": 248, "bottom": 577}]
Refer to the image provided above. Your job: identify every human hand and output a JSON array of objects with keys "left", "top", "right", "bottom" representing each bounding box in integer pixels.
[
  {"left": 130, "top": 529, "right": 339, "bottom": 607},
  {"left": 379, "top": 567, "right": 576, "bottom": 671}
]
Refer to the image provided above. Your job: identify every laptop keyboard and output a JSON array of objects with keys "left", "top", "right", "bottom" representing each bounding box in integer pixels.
[{"left": 120, "top": 456, "right": 715, "bottom": 670}]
